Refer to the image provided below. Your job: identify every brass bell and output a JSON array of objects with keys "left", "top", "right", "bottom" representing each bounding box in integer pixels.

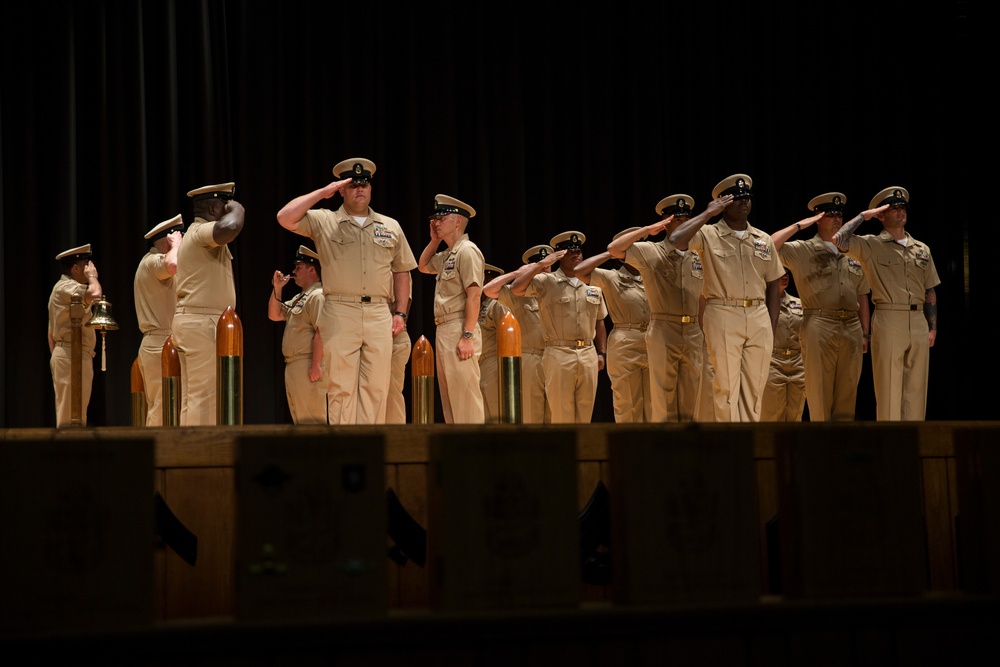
[
  {"left": 86, "top": 295, "right": 119, "bottom": 331},
  {"left": 86, "top": 295, "right": 119, "bottom": 371}
]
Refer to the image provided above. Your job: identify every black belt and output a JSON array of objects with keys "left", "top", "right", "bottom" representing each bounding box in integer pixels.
[{"left": 325, "top": 294, "right": 389, "bottom": 304}]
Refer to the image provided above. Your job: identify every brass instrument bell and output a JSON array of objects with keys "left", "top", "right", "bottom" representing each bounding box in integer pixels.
[{"left": 86, "top": 295, "right": 119, "bottom": 371}]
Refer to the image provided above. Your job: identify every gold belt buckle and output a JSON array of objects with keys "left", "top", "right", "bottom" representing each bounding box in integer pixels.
[
  {"left": 742, "top": 299, "right": 753, "bottom": 307},
  {"left": 681, "top": 315, "right": 692, "bottom": 323},
  {"left": 576, "top": 340, "right": 587, "bottom": 347}
]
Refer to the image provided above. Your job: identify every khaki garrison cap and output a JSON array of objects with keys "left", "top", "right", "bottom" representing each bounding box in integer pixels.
[
  {"left": 808, "top": 192, "right": 847, "bottom": 214},
  {"left": 430, "top": 194, "right": 476, "bottom": 219},
  {"left": 55, "top": 244, "right": 92, "bottom": 261},
  {"left": 294, "top": 245, "right": 320, "bottom": 266},
  {"left": 187, "top": 182, "right": 236, "bottom": 202},
  {"left": 333, "top": 158, "right": 376, "bottom": 183},
  {"left": 870, "top": 186, "right": 909, "bottom": 210},
  {"left": 656, "top": 194, "right": 696, "bottom": 218},
  {"left": 144, "top": 214, "right": 184, "bottom": 241},
  {"left": 550, "top": 231, "right": 586, "bottom": 251},
  {"left": 712, "top": 173, "right": 753, "bottom": 200},
  {"left": 522, "top": 244, "right": 554, "bottom": 264},
  {"left": 613, "top": 227, "right": 648, "bottom": 242}
]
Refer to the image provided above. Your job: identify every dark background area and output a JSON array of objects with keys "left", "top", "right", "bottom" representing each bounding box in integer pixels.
[{"left": 1, "top": 1, "right": 982, "bottom": 428}]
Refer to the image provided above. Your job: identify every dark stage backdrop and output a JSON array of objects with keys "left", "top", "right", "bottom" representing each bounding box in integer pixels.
[{"left": 1, "top": 1, "right": 980, "bottom": 427}]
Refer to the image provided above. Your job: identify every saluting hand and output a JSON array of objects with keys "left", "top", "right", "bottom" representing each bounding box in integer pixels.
[
  {"left": 428, "top": 219, "right": 443, "bottom": 244},
  {"left": 321, "top": 177, "right": 353, "bottom": 199},
  {"left": 539, "top": 249, "right": 567, "bottom": 268},
  {"left": 648, "top": 216, "right": 673, "bottom": 235},
  {"left": 708, "top": 194, "right": 734, "bottom": 214}
]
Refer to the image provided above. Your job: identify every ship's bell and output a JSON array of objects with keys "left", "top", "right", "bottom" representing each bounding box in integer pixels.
[
  {"left": 86, "top": 295, "right": 119, "bottom": 331},
  {"left": 86, "top": 295, "right": 119, "bottom": 371}
]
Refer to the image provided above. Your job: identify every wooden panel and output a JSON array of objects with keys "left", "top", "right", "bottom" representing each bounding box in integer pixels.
[
  {"left": 755, "top": 457, "right": 778, "bottom": 593},
  {"left": 954, "top": 427, "right": 1000, "bottom": 594},
  {"left": 921, "top": 456, "right": 957, "bottom": 590},
  {"left": 0, "top": 437, "right": 155, "bottom": 635},
  {"left": 232, "top": 433, "right": 387, "bottom": 622},
  {"left": 427, "top": 429, "right": 580, "bottom": 611},
  {"left": 608, "top": 426, "right": 760, "bottom": 605},
  {"left": 161, "top": 467, "right": 235, "bottom": 619},
  {"left": 153, "top": 469, "right": 167, "bottom": 621},
  {"left": 776, "top": 424, "right": 928, "bottom": 599},
  {"left": 393, "top": 462, "right": 430, "bottom": 609},
  {"left": 385, "top": 463, "right": 401, "bottom": 609}
]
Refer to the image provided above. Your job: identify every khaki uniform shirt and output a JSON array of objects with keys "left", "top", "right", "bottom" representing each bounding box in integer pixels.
[
  {"left": 625, "top": 240, "right": 702, "bottom": 316},
  {"left": 134, "top": 248, "right": 176, "bottom": 332},
  {"left": 296, "top": 206, "right": 417, "bottom": 298},
  {"left": 773, "top": 293, "right": 803, "bottom": 354},
  {"left": 478, "top": 297, "right": 509, "bottom": 361},
  {"left": 497, "top": 287, "right": 545, "bottom": 351},
  {"left": 428, "top": 234, "right": 484, "bottom": 317},
  {"left": 175, "top": 217, "right": 236, "bottom": 310},
  {"left": 844, "top": 230, "right": 940, "bottom": 304},
  {"left": 280, "top": 281, "right": 323, "bottom": 361},
  {"left": 688, "top": 219, "right": 785, "bottom": 299},
  {"left": 780, "top": 237, "right": 869, "bottom": 309},
  {"left": 48, "top": 275, "right": 96, "bottom": 352},
  {"left": 589, "top": 266, "right": 649, "bottom": 326},
  {"left": 524, "top": 268, "right": 608, "bottom": 342}
]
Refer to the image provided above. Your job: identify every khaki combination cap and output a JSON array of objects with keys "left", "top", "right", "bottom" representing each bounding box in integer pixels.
[
  {"left": 333, "top": 157, "right": 377, "bottom": 183},
  {"left": 187, "top": 182, "right": 236, "bottom": 202},
  {"left": 655, "top": 194, "right": 696, "bottom": 217},
  {"left": 808, "top": 192, "right": 847, "bottom": 214},
  {"left": 144, "top": 214, "right": 184, "bottom": 240},
  {"left": 294, "top": 245, "right": 321, "bottom": 266},
  {"left": 550, "top": 231, "right": 586, "bottom": 251},
  {"left": 522, "top": 244, "right": 554, "bottom": 264},
  {"left": 870, "top": 186, "right": 909, "bottom": 210},
  {"left": 712, "top": 173, "right": 753, "bottom": 200},
  {"left": 55, "top": 244, "right": 92, "bottom": 261},
  {"left": 484, "top": 263, "right": 505, "bottom": 276},
  {"left": 430, "top": 194, "right": 476, "bottom": 219}
]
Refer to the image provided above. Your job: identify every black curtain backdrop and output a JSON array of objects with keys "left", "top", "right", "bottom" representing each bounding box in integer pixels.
[{"left": 1, "top": 1, "right": 981, "bottom": 427}]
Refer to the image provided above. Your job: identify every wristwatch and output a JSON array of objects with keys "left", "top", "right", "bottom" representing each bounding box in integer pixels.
[
  {"left": 393, "top": 311, "right": 408, "bottom": 322},
  {"left": 462, "top": 330, "right": 473, "bottom": 340}
]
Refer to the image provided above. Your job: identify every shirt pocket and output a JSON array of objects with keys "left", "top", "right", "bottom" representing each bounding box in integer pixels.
[
  {"left": 876, "top": 253, "right": 904, "bottom": 274},
  {"left": 373, "top": 235, "right": 397, "bottom": 251},
  {"left": 808, "top": 264, "right": 836, "bottom": 292},
  {"left": 330, "top": 233, "right": 357, "bottom": 257},
  {"left": 712, "top": 248, "right": 738, "bottom": 272}
]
